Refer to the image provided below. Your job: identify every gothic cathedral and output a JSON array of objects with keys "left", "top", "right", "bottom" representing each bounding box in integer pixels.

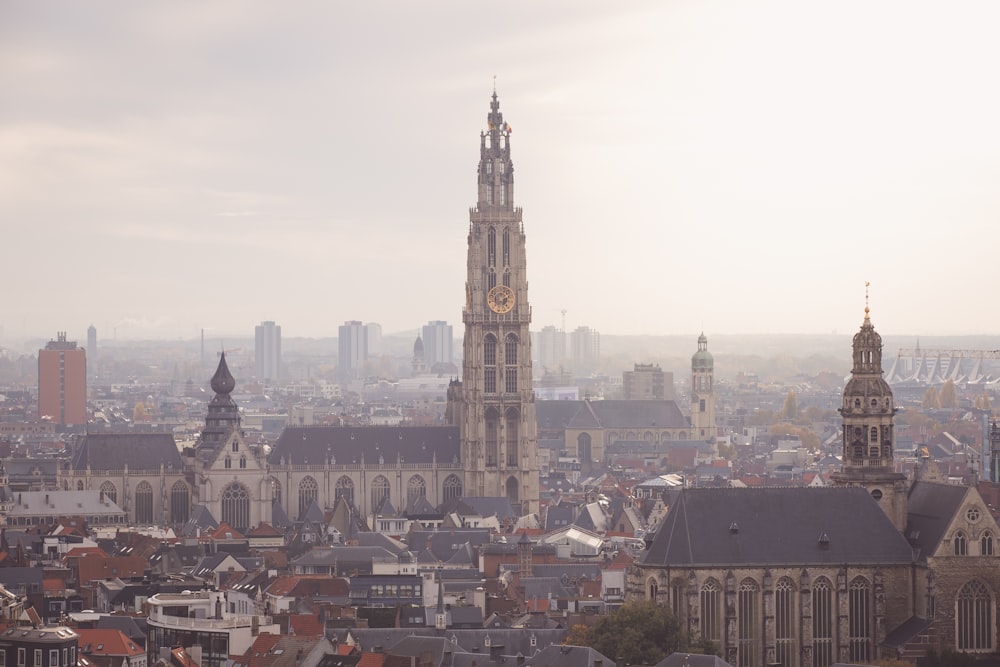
[{"left": 450, "top": 91, "right": 540, "bottom": 514}]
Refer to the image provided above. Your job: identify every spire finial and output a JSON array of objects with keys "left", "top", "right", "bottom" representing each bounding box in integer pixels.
[
  {"left": 493, "top": 74, "right": 496, "bottom": 94},
  {"left": 864, "top": 281, "right": 871, "bottom": 319}
]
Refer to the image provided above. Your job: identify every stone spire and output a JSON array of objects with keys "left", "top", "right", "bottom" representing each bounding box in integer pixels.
[
  {"left": 199, "top": 352, "right": 241, "bottom": 454},
  {"left": 477, "top": 90, "right": 514, "bottom": 211}
]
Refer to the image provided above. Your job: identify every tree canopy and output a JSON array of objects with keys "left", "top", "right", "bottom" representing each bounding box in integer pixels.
[{"left": 566, "top": 599, "right": 715, "bottom": 665}]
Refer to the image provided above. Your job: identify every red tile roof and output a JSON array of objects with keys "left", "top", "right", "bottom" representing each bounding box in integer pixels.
[
  {"left": 76, "top": 628, "right": 144, "bottom": 657},
  {"left": 287, "top": 614, "right": 323, "bottom": 638}
]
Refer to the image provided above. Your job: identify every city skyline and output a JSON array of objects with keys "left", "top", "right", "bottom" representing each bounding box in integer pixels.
[{"left": 4, "top": 2, "right": 1000, "bottom": 342}]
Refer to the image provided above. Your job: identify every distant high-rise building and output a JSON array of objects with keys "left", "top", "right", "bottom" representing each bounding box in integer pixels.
[
  {"left": 570, "top": 325, "right": 600, "bottom": 371},
  {"left": 86, "top": 324, "right": 98, "bottom": 378},
  {"left": 254, "top": 320, "right": 281, "bottom": 382},
  {"left": 535, "top": 325, "right": 566, "bottom": 372},
  {"left": 38, "top": 332, "right": 87, "bottom": 425},
  {"left": 421, "top": 320, "right": 453, "bottom": 369},
  {"left": 365, "top": 322, "right": 382, "bottom": 357},
  {"left": 623, "top": 363, "right": 674, "bottom": 400},
  {"left": 338, "top": 320, "right": 368, "bottom": 380}
]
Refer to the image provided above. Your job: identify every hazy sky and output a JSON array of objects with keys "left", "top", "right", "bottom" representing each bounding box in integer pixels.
[{"left": 3, "top": 1, "right": 1000, "bottom": 344}]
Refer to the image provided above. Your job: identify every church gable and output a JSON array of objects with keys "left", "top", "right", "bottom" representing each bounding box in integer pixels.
[
  {"left": 908, "top": 482, "right": 999, "bottom": 559},
  {"left": 205, "top": 431, "right": 262, "bottom": 473}
]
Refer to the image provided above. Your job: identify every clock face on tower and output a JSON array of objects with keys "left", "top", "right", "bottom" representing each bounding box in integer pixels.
[{"left": 487, "top": 284, "right": 515, "bottom": 313}]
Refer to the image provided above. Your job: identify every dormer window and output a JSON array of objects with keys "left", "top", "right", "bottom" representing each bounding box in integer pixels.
[{"left": 225, "top": 457, "right": 232, "bottom": 469}]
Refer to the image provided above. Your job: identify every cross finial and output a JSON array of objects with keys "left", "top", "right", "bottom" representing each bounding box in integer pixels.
[{"left": 864, "top": 281, "right": 871, "bottom": 319}]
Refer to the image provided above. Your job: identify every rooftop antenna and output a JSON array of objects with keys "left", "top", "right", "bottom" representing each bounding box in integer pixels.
[{"left": 560, "top": 309, "right": 567, "bottom": 333}]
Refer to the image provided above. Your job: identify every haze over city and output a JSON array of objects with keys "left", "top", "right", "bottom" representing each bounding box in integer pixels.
[{"left": 4, "top": 1, "right": 1000, "bottom": 343}]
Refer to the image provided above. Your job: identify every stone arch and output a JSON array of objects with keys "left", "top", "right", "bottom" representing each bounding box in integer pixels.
[{"left": 76, "top": 480, "right": 84, "bottom": 491}]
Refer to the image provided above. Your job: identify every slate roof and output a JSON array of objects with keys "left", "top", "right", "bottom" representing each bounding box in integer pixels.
[
  {"left": 407, "top": 529, "right": 493, "bottom": 561},
  {"left": 654, "top": 654, "right": 733, "bottom": 667},
  {"left": 642, "top": 487, "right": 916, "bottom": 567},
  {"left": 268, "top": 426, "right": 460, "bottom": 466},
  {"left": 8, "top": 491, "right": 125, "bottom": 519},
  {"left": 538, "top": 400, "right": 689, "bottom": 431},
  {"left": 905, "top": 480, "right": 970, "bottom": 561},
  {"left": 385, "top": 636, "right": 466, "bottom": 665},
  {"left": 72, "top": 433, "right": 183, "bottom": 471},
  {"left": 525, "top": 645, "right": 616, "bottom": 667},
  {"left": 181, "top": 504, "right": 219, "bottom": 537},
  {"left": 441, "top": 497, "right": 518, "bottom": 520},
  {"left": 536, "top": 401, "right": 591, "bottom": 431}
]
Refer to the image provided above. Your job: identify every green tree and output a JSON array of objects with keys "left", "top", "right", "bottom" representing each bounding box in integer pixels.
[
  {"left": 569, "top": 600, "right": 714, "bottom": 665},
  {"left": 939, "top": 380, "right": 958, "bottom": 409},
  {"left": 781, "top": 391, "right": 799, "bottom": 420}
]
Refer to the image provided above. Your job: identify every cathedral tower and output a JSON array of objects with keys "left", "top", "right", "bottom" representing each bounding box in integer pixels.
[
  {"left": 831, "top": 292, "right": 908, "bottom": 530},
  {"left": 459, "top": 91, "right": 539, "bottom": 514},
  {"left": 690, "top": 332, "right": 715, "bottom": 439},
  {"left": 199, "top": 352, "right": 241, "bottom": 457}
]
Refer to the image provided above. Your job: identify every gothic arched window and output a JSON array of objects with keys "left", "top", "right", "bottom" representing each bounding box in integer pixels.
[
  {"left": 298, "top": 476, "right": 318, "bottom": 519},
  {"left": 812, "top": 577, "right": 833, "bottom": 667},
  {"left": 505, "top": 476, "right": 518, "bottom": 504},
  {"left": 775, "top": 578, "right": 796, "bottom": 667},
  {"left": 957, "top": 579, "right": 993, "bottom": 651},
  {"left": 502, "top": 227, "right": 510, "bottom": 265},
  {"left": 700, "top": 579, "right": 721, "bottom": 642},
  {"left": 505, "top": 334, "right": 518, "bottom": 364},
  {"left": 271, "top": 478, "right": 282, "bottom": 506},
  {"left": 506, "top": 411, "right": 519, "bottom": 466},
  {"left": 221, "top": 483, "right": 250, "bottom": 531},
  {"left": 738, "top": 578, "right": 760, "bottom": 666},
  {"left": 335, "top": 476, "right": 354, "bottom": 505},
  {"left": 486, "top": 408, "right": 499, "bottom": 467},
  {"left": 100, "top": 481, "right": 117, "bottom": 505},
  {"left": 488, "top": 227, "right": 496, "bottom": 266},
  {"left": 134, "top": 481, "right": 154, "bottom": 525},
  {"left": 371, "top": 475, "right": 390, "bottom": 510},
  {"left": 171, "top": 480, "right": 190, "bottom": 524},
  {"left": 848, "top": 577, "right": 871, "bottom": 663},
  {"left": 407, "top": 475, "right": 426, "bottom": 506},
  {"left": 484, "top": 335, "right": 497, "bottom": 394},
  {"left": 76, "top": 481, "right": 84, "bottom": 491},
  {"left": 982, "top": 531, "right": 995, "bottom": 556},
  {"left": 956, "top": 532, "right": 969, "bottom": 556},
  {"left": 442, "top": 474, "right": 462, "bottom": 503}
]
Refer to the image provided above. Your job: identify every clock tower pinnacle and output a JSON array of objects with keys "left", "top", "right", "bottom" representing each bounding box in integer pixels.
[{"left": 457, "top": 91, "right": 539, "bottom": 514}]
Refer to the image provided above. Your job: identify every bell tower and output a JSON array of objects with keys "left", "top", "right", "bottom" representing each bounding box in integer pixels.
[
  {"left": 831, "top": 286, "right": 908, "bottom": 530},
  {"left": 459, "top": 90, "right": 539, "bottom": 514},
  {"left": 690, "top": 332, "right": 715, "bottom": 439}
]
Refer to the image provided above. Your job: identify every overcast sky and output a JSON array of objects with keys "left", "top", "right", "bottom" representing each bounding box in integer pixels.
[{"left": 3, "top": 1, "right": 1000, "bottom": 344}]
